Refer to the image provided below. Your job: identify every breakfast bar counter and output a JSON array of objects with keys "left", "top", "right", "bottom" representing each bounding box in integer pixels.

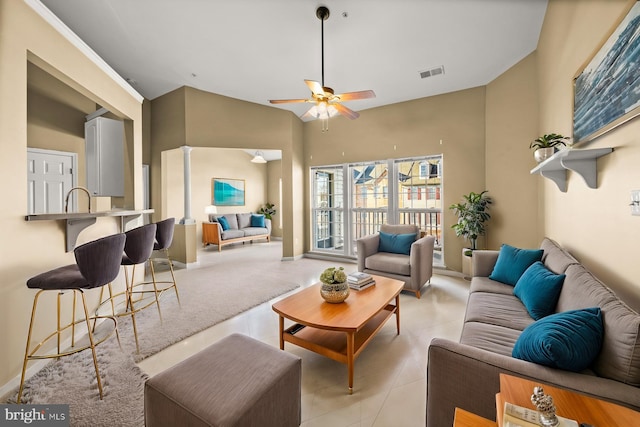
[{"left": 25, "top": 209, "right": 154, "bottom": 251}]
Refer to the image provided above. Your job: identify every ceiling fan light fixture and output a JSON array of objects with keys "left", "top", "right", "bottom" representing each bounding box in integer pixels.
[
  {"left": 267, "top": 6, "right": 375, "bottom": 128},
  {"left": 251, "top": 150, "right": 267, "bottom": 163},
  {"left": 307, "top": 102, "right": 338, "bottom": 120},
  {"left": 311, "top": 101, "right": 338, "bottom": 119},
  {"left": 326, "top": 104, "right": 339, "bottom": 118},
  {"left": 306, "top": 102, "right": 339, "bottom": 132}
]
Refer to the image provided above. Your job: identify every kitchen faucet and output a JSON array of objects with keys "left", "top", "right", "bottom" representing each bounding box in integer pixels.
[{"left": 64, "top": 186, "right": 92, "bottom": 213}]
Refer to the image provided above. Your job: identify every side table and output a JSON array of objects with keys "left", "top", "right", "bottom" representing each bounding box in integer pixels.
[
  {"left": 453, "top": 408, "right": 496, "bottom": 427},
  {"left": 496, "top": 374, "right": 640, "bottom": 427}
]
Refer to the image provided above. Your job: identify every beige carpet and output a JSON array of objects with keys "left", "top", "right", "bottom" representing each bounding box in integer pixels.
[{"left": 3, "top": 242, "right": 301, "bottom": 426}]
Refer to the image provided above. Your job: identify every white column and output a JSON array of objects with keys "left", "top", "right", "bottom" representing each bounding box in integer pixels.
[{"left": 180, "top": 145, "right": 195, "bottom": 225}]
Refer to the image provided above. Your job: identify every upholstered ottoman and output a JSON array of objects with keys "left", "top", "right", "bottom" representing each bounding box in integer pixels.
[{"left": 144, "top": 333, "right": 301, "bottom": 427}]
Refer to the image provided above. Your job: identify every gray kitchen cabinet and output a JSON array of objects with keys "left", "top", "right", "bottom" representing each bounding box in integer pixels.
[{"left": 85, "top": 117, "right": 124, "bottom": 197}]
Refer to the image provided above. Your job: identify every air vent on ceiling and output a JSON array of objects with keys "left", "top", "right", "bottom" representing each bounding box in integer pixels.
[{"left": 419, "top": 65, "right": 445, "bottom": 79}]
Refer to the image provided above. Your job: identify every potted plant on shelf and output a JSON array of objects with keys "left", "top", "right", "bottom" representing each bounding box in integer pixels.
[
  {"left": 530, "top": 133, "right": 570, "bottom": 163},
  {"left": 450, "top": 191, "right": 493, "bottom": 278}
]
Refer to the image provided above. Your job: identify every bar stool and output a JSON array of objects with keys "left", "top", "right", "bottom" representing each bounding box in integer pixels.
[
  {"left": 119, "top": 223, "right": 158, "bottom": 353},
  {"left": 145, "top": 218, "right": 180, "bottom": 306},
  {"left": 17, "top": 233, "right": 126, "bottom": 403}
]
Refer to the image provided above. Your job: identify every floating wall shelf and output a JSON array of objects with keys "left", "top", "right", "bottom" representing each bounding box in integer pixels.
[{"left": 530, "top": 148, "right": 613, "bottom": 192}]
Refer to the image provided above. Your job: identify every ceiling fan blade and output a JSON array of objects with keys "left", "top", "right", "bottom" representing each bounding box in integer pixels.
[
  {"left": 269, "top": 98, "right": 309, "bottom": 104},
  {"left": 333, "top": 103, "right": 360, "bottom": 120},
  {"left": 334, "top": 90, "right": 376, "bottom": 101},
  {"left": 305, "top": 80, "right": 325, "bottom": 97}
]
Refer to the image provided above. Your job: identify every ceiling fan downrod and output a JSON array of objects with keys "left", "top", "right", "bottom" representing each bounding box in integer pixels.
[{"left": 316, "top": 6, "right": 330, "bottom": 88}]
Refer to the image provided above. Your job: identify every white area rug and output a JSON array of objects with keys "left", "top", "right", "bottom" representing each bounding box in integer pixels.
[{"left": 3, "top": 242, "right": 301, "bottom": 426}]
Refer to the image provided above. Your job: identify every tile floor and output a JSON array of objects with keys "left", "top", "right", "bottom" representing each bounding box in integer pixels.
[{"left": 138, "top": 241, "right": 469, "bottom": 427}]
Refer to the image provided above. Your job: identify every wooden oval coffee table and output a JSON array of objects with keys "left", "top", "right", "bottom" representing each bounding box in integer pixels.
[{"left": 272, "top": 275, "right": 404, "bottom": 394}]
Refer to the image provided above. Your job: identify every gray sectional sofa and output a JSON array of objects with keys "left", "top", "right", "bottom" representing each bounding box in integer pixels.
[
  {"left": 203, "top": 212, "right": 271, "bottom": 251},
  {"left": 426, "top": 238, "right": 640, "bottom": 426}
]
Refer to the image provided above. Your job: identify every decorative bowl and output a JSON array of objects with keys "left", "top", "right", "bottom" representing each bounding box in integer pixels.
[
  {"left": 319, "top": 266, "right": 349, "bottom": 303},
  {"left": 320, "top": 282, "right": 350, "bottom": 303}
]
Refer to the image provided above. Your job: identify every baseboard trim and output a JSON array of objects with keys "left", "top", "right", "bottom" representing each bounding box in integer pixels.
[
  {"left": 434, "top": 267, "right": 465, "bottom": 278},
  {"left": 0, "top": 358, "right": 51, "bottom": 400},
  {"left": 303, "top": 252, "right": 358, "bottom": 264}
]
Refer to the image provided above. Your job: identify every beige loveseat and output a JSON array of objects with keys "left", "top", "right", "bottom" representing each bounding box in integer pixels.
[
  {"left": 202, "top": 213, "right": 271, "bottom": 251},
  {"left": 426, "top": 238, "right": 640, "bottom": 426}
]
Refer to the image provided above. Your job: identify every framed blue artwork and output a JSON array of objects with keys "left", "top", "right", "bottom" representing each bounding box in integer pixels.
[
  {"left": 212, "top": 178, "right": 245, "bottom": 206},
  {"left": 573, "top": 1, "right": 640, "bottom": 144}
]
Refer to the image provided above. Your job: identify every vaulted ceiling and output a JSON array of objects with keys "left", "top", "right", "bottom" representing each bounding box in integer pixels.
[{"left": 40, "top": 0, "right": 547, "bottom": 120}]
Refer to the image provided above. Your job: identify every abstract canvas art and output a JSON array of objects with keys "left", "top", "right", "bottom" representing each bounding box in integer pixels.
[
  {"left": 573, "top": 1, "right": 640, "bottom": 143},
  {"left": 212, "top": 178, "right": 245, "bottom": 206}
]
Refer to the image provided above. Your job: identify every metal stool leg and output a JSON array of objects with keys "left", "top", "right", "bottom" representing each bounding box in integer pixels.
[
  {"left": 104, "top": 283, "right": 122, "bottom": 348},
  {"left": 80, "top": 290, "right": 104, "bottom": 399},
  {"left": 165, "top": 248, "right": 180, "bottom": 305},
  {"left": 148, "top": 260, "right": 163, "bottom": 322},
  {"left": 17, "top": 290, "right": 44, "bottom": 403},
  {"left": 125, "top": 265, "right": 140, "bottom": 354}
]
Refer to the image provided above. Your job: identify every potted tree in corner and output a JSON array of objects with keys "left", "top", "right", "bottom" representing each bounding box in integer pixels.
[
  {"left": 258, "top": 203, "right": 276, "bottom": 220},
  {"left": 530, "top": 133, "right": 570, "bottom": 163},
  {"left": 258, "top": 203, "right": 276, "bottom": 236},
  {"left": 449, "top": 191, "right": 492, "bottom": 278}
]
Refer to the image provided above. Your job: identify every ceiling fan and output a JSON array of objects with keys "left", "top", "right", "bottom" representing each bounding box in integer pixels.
[{"left": 269, "top": 6, "right": 375, "bottom": 128}]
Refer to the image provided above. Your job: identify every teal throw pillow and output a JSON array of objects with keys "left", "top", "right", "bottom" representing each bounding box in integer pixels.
[
  {"left": 512, "top": 307, "right": 603, "bottom": 372},
  {"left": 251, "top": 214, "right": 266, "bottom": 228},
  {"left": 513, "top": 261, "right": 565, "bottom": 320},
  {"left": 218, "top": 216, "right": 230, "bottom": 231},
  {"left": 489, "top": 244, "right": 543, "bottom": 286},
  {"left": 378, "top": 231, "right": 416, "bottom": 255}
]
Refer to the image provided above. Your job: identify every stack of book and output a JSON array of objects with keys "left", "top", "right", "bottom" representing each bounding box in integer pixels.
[
  {"left": 501, "top": 402, "right": 578, "bottom": 427},
  {"left": 347, "top": 272, "right": 375, "bottom": 291}
]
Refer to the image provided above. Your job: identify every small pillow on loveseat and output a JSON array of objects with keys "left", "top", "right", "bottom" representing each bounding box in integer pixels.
[
  {"left": 251, "top": 214, "right": 266, "bottom": 227},
  {"left": 218, "top": 216, "right": 230, "bottom": 230},
  {"left": 512, "top": 307, "right": 603, "bottom": 372},
  {"left": 378, "top": 231, "right": 416, "bottom": 256},
  {"left": 513, "top": 261, "right": 565, "bottom": 320},
  {"left": 489, "top": 244, "right": 543, "bottom": 286}
]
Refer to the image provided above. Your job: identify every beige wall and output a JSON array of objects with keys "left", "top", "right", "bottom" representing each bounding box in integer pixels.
[
  {"left": 291, "top": 117, "right": 305, "bottom": 257},
  {"left": 485, "top": 52, "right": 540, "bottom": 249},
  {"left": 303, "top": 87, "right": 486, "bottom": 271},
  {"left": 267, "top": 160, "right": 284, "bottom": 238},
  {"left": 142, "top": 99, "right": 151, "bottom": 165},
  {"left": 0, "top": 0, "right": 142, "bottom": 388},
  {"left": 537, "top": 0, "right": 640, "bottom": 309},
  {"left": 149, "top": 87, "right": 187, "bottom": 220},
  {"left": 27, "top": 86, "right": 89, "bottom": 209}
]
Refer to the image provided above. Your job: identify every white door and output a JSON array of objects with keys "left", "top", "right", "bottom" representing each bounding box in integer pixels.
[{"left": 27, "top": 148, "right": 77, "bottom": 214}]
